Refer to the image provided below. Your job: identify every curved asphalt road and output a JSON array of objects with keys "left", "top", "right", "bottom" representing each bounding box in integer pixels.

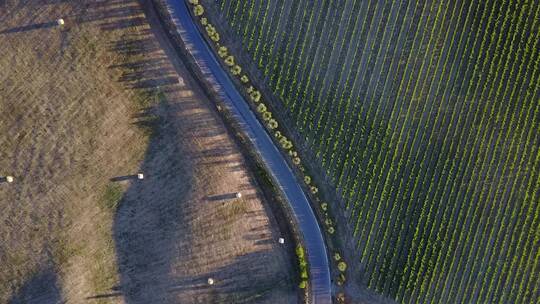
[{"left": 160, "top": 1, "right": 332, "bottom": 303}]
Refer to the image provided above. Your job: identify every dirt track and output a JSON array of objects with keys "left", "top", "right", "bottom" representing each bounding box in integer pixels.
[{"left": 0, "top": 0, "right": 295, "bottom": 303}]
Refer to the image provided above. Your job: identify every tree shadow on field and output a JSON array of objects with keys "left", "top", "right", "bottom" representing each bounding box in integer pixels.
[
  {"left": 69, "top": 0, "right": 146, "bottom": 32},
  {"left": 0, "top": 21, "right": 57, "bottom": 34},
  {"left": 165, "top": 251, "right": 293, "bottom": 302},
  {"left": 76, "top": 0, "right": 291, "bottom": 302},
  {"left": 111, "top": 98, "right": 196, "bottom": 304},
  {"left": 8, "top": 268, "right": 63, "bottom": 304}
]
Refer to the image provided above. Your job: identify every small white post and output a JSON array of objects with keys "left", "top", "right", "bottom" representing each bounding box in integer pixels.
[
  {"left": 6, "top": 176, "right": 14, "bottom": 183},
  {"left": 137, "top": 173, "right": 144, "bottom": 180},
  {"left": 235, "top": 192, "right": 242, "bottom": 198},
  {"left": 278, "top": 237, "right": 285, "bottom": 244},
  {"left": 207, "top": 278, "right": 214, "bottom": 285},
  {"left": 57, "top": 18, "right": 65, "bottom": 26}
]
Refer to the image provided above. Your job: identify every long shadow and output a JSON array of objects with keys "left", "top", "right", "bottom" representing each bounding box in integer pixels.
[
  {"left": 165, "top": 251, "right": 293, "bottom": 302},
  {"left": 8, "top": 268, "right": 63, "bottom": 304},
  {"left": 205, "top": 192, "right": 240, "bottom": 201},
  {"left": 89, "top": 1, "right": 289, "bottom": 302},
  {"left": 110, "top": 175, "right": 139, "bottom": 182},
  {"left": 111, "top": 97, "right": 197, "bottom": 303},
  {"left": 0, "top": 21, "right": 57, "bottom": 34}
]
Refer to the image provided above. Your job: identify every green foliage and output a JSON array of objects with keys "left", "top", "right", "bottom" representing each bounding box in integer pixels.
[
  {"left": 249, "top": 90, "right": 261, "bottom": 102},
  {"left": 193, "top": 4, "right": 204, "bottom": 16},
  {"left": 296, "top": 245, "right": 305, "bottom": 259},
  {"left": 256, "top": 103, "right": 267, "bottom": 113},
  {"left": 338, "top": 261, "right": 347, "bottom": 272},
  {"left": 101, "top": 183, "right": 123, "bottom": 210},
  {"left": 334, "top": 252, "right": 342, "bottom": 261},
  {"left": 267, "top": 118, "right": 278, "bottom": 129},
  {"left": 327, "top": 226, "right": 335, "bottom": 235},
  {"left": 218, "top": 46, "right": 228, "bottom": 58},
  {"left": 240, "top": 75, "right": 249, "bottom": 83},
  {"left": 210, "top": 32, "right": 220, "bottom": 42},
  {"left": 262, "top": 111, "right": 272, "bottom": 121},
  {"left": 213, "top": 0, "right": 540, "bottom": 301},
  {"left": 337, "top": 273, "right": 346, "bottom": 286},
  {"left": 299, "top": 280, "right": 307, "bottom": 289},
  {"left": 231, "top": 64, "right": 242, "bottom": 75},
  {"left": 296, "top": 245, "right": 309, "bottom": 288},
  {"left": 321, "top": 203, "right": 328, "bottom": 211},
  {"left": 224, "top": 55, "right": 235, "bottom": 66}
]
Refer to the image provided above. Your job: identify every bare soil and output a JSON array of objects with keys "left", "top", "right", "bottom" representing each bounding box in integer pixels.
[{"left": 0, "top": 0, "right": 295, "bottom": 303}]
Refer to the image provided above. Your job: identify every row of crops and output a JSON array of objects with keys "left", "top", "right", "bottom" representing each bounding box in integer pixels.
[{"left": 204, "top": 0, "right": 540, "bottom": 302}]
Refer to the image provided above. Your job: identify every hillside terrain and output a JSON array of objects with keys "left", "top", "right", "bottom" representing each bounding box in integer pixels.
[
  {"left": 0, "top": 0, "right": 295, "bottom": 303},
  {"left": 201, "top": 0, "right": 540, "bottom": 302}
]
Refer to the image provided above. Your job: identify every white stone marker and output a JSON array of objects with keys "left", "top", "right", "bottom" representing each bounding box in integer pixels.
[
  {"left": 278, "top": 237, "right": 285, "bottom": 244},
  {"left": 57, "top": 18, "right": 65, "bottom": 26},
  {"left": 208, "top": 278, "right": 214, "bottom": 285},
  {"left": 235, "top": 192, "right": 242, "bottom": 198},
  {"left": 6, "top": 176, "right": 14, "bottom": 183},
  {"left": 137, "top": 173, "right": 144, "bottom": 180}
]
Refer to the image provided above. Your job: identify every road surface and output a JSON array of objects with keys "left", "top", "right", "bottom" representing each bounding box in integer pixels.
[{"left": 158, "top": 1, "right": 332, "bottom": 303}]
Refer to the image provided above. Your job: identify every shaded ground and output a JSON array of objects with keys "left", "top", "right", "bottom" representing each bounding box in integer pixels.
[{"left": 0, "top": 0, "right": 295, "bottom": 303}]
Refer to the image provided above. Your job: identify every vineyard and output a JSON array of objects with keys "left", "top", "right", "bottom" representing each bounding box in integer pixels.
[{"left": 201, "top": 0, "right": 540, "bottom": 302}]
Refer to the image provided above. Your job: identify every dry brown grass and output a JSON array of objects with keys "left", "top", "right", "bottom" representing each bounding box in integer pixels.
[{"left": 0, "top": 1, "right": 295, "bottom": 303}]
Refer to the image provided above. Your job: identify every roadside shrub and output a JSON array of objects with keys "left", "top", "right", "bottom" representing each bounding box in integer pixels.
[
  {"left": 240, "top": 75, "right": 249, "bottom": 83},
  {"left": 225, "top": 55, "right": 235, "bottom": 66},
  {"left": 327, "top": 226, "right": 335, "bottom": 234},
  {"left": 218, "top": 46, "right": 228, "bottom": 57},
  {"left": 280, "top": 138, "right": 292, "bottom": 150},
  {"left": 200, "top": 17, "right": 208, "bottom": 25},
  {"left": 188, "top": 0, "right": 198, "bottom": 4},
  {"left": 325, "top": 218, "right": 333, "bottom": 226},
  {"left": 296, "top": 245, "right": 305, "bottom": 258},
  {"left": 310, "top": 186, "right": 318, "bottom": 194},
  {"left": 304, "top": 176, "right": 312, "bottom": 185},
  {"left": 274, "top": 131, "right": 282, "bottom": 139},
  {"left": 293, "top": 157, "right": 301, "bottom": 165},
  {"left": 193, "top": 4, "right": 204, "bottom": 16},
  {"left": 256, "top": 103, "right": 267, "bottom": 113},
  {"left": 321, "top": 203, "right": 328, "bottom": 211},
  {"left": 336, "top": 293, "right": 346, "bottom": 303},
  {"left": 210, "top": 32, "right": 220, "bottom": 42},
  {"left": 268, "top": 119, "right": 278, "bottom": 129},
  {"left": 338, "top": 261, "right": 347, "bottom": 272},
  {"left": 205, "top": 24, "right": 216, "bottom": 36},
  {"left": 289, "top": 150, "right": 298, "bottom": 157},
  {"left": 296, "top": 245, "right": 308, "bottom": 289},
  {"left": 250, "top": 90, "right": 261, "bottom": 102},
  {"left": 337, "top": 273, "right": 346, "bottom": 286},
  {"left": 334, "top": 252, "right": 341, "bottom": 261},
  {"left": 231, "top": 65, "right": 242, "bottom": 75},
  {"left": 262, "top": 111, "right": 272, "bottom": 121}
]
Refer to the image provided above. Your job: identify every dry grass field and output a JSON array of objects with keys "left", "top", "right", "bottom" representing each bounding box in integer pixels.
[{"left": 0, "top": 0, "right": 295, "bottom": 303}]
